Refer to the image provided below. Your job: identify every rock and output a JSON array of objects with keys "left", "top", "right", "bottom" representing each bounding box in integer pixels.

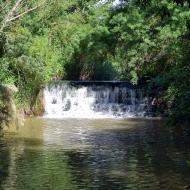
[
  {"left": 63, "top": 99, "right": 71, "bottom": 111},
  {"left": 31, "top": 89, "right": 45, "bottom": 116},
  {"left": 5, "top": 84, "right": 18, "bottom": 94},
  {"left": 52, "top": 98, "right": 57, "bottom": 104},
  {"left": 0, "top": 84, "right": 19, "bottom": 131},
  {"left": 0, "top": 84, "right": 18, "bottom": 96}
]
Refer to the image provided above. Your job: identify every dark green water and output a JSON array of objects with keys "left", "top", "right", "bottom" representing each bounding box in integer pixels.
[{"left": 0, "top": 118, "right": 190, "bottom": 190}]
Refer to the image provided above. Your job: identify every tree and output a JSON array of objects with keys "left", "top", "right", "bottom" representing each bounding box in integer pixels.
[{"left": 0, "top": 0, "right": 46, "bottom": 32}]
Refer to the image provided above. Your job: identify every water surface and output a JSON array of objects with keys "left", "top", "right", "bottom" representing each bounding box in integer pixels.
[{"left": 0, "top": 118, "right": 190, "bottom": 190}]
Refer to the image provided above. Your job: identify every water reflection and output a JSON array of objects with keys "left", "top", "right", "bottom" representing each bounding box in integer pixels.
[{"left": 0, "top": 119, "right": 190, "bottom": 190}]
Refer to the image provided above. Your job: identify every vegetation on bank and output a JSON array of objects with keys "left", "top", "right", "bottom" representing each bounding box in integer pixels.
[{"left": 0, "top": 0, "right": 190, "bottom": 127}]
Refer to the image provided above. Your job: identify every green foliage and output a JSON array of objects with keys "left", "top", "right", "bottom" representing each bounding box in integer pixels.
[{"left": 0, "top": 0, "right": 190, "bottom": 126}]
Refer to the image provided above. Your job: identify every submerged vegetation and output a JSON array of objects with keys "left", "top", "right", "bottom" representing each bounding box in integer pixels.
[{"left": 0, "top": 0, "right": 190, "bottom": 127}]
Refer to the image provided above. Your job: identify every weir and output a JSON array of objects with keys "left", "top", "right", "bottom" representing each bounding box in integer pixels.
[{"left": 43, "top": 81, "right": 151, "bottom": 118}]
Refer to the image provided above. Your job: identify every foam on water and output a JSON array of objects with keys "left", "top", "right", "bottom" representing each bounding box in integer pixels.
[{"left": 43, "top": 82, "right": 150, "bottom": 118}]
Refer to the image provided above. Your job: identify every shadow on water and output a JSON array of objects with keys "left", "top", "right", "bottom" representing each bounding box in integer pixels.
[
  {"left": 0, "top": 118, "right": 190, "bottom": 190},
  {"left": 0, "top": 141, "right": 10, "bottom": 188}
]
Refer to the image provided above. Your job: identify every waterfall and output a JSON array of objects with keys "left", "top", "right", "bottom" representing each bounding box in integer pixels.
[{"left": 43, "top": 81, "right": 150, "bottom": 118}]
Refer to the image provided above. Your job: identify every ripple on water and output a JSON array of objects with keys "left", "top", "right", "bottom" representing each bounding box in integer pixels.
[{"left": 0, "top": 118, "right": 190, "bottom": 190}]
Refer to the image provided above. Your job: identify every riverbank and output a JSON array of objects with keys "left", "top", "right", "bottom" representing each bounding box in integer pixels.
[{"left": 0, "top": 84, "right": 43, "bottom": 133}]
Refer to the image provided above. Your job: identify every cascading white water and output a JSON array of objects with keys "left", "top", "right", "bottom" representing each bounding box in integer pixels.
[{"left": 43, "top": 82, "right": 150, "bottom": 118}]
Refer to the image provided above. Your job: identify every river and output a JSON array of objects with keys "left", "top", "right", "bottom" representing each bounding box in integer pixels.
[{"left": 0, "top": 118, "right": 190, "bottom": 190}]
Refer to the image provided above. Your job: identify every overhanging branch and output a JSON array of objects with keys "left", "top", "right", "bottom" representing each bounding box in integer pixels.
[
  {"left": 0, "top": 0, "right": 46, "bottom": 32},
  {"left": 6, "top": 5, "right": 41, "bottom": 23}
]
